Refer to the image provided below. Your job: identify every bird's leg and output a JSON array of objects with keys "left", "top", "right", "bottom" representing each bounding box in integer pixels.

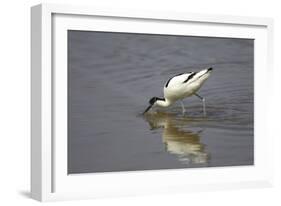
[
  {"left": 194, "top": 93, "right": 206, "bottom": 116},
  {"left": 180, "top": 100, "right": 186, "bottom": 115}
]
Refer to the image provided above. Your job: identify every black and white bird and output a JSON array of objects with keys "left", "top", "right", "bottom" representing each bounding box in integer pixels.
[{"left": 143, "top": 67, "right": 213, "bottom": 115}]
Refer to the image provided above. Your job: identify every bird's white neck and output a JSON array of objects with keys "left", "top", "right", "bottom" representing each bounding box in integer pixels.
[{"left": 155, "top": 99, "right": 172, "bottom": 107}]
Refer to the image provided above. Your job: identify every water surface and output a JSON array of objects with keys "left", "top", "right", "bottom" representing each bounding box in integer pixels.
[{"left": 68, "top": 31, "right": 254, "bottom": 174}]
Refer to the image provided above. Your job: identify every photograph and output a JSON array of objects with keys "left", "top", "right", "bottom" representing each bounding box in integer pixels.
[{"left": 67, "top": 30, "right": 254, "bottom": 174}]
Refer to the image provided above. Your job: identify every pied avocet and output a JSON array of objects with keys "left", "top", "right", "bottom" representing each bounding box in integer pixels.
[{"left": 143, "top": 67, "right": 213, "bottom": 115}]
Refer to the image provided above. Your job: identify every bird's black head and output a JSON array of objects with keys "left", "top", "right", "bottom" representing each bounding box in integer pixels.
[
  {"left": 143, "top": 97, "right": 165, "bottom": 114},
  {"left": 149, "top": 97, "right": 159, "bottom": 105}
]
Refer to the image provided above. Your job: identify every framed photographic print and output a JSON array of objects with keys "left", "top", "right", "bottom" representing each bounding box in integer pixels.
[{"left": 31, "top": 3, "right": 274, "bottom": 201}]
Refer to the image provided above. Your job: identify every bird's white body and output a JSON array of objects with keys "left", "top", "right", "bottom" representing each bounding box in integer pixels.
[
  {"left": 143, "top": 67, "right": 213, "bottom": 114},
  {"left": 155, "top": 68, "right": 212, "bottom": 108}
]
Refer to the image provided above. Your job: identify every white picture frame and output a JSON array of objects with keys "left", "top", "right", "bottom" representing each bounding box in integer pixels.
[{"left": 31, "top": 3, "right": 274, "bottom": 202}]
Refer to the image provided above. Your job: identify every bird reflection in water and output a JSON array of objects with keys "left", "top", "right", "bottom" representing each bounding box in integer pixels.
[{"left": 143, "top": 112, "right": 209, "bottom": 165}]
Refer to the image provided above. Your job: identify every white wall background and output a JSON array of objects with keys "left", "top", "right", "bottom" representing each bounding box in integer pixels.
[{"left": 0, "top": 0, "right": 280, "bottom": 205}]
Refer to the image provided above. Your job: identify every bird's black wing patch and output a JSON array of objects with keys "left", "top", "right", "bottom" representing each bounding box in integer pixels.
[
  {"left": 165, "top": 73, "right": 184, "bottom": 88},
  {"left": 183, "top": 72, "right": 196, "bottom": 83}
]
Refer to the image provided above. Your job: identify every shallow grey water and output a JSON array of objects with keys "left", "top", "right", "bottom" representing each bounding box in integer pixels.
[{"left": 68, "top": 30, "right": 254, "bottom": 174}]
